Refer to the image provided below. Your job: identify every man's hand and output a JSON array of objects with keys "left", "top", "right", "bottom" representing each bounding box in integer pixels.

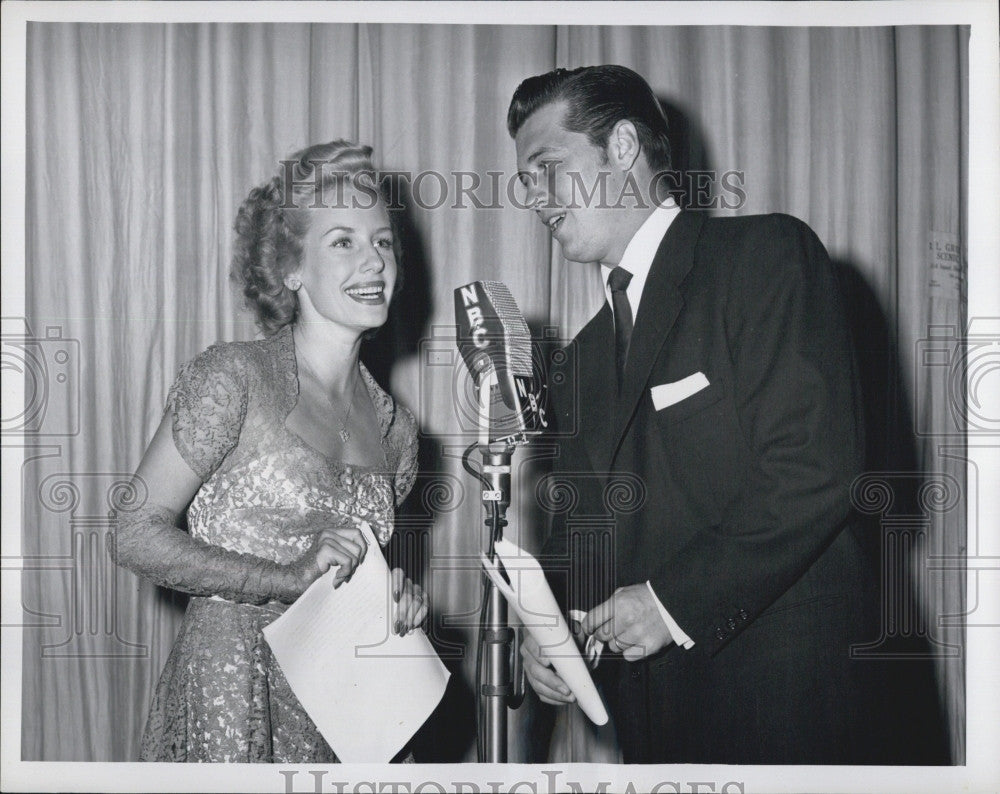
[
  {"left": 583, "top": 584, "right": 674, "bottom": 662},
  {"left": 520, "top": 632, "right": 576, "bottom": 706}
]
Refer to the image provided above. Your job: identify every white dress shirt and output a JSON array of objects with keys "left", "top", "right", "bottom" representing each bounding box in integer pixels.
[{"left": 599, "top": 197, "right": 695, "bottom": 651}]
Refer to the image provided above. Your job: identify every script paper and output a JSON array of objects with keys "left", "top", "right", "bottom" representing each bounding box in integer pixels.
[
  {"left": 481, "top": 539, "right": 609, "bottom": 725},
  {"left": 262, "top": 523, "right": 449, "bottom": 762}
]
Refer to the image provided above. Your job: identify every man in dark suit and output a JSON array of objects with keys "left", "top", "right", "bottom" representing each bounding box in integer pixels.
[{"left": 508, "top": 65, "right": 888, "bottom": 764}]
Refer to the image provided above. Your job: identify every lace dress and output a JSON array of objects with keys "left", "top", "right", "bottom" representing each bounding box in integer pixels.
[{"left": 137, "top": 326, "right": 418, "bottom": 762}]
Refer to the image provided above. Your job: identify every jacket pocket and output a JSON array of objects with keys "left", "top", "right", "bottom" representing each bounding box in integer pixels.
[{"left": 653, "top": 379, "right": 724, "bottom": 424}]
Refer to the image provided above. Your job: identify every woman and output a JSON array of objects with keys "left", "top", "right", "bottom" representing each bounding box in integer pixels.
[{"left": 112, "top": 140, "right": 427, "bottom": 762}]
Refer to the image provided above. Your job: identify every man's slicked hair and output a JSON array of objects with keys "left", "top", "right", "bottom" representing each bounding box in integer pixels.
[{"left": 507, "top": 65, "right": 672, "bottom": 172}]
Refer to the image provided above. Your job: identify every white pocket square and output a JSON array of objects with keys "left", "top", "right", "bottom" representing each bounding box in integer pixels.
[{"left": 651, "top": 372, "right": 710, "bottom": 411}]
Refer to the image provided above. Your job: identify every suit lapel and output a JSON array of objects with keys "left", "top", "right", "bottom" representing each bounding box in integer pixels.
[
  {"left": 611, "top": 211, "right": 706, "bottom": 464},
  {"left": 574, "top": 303, "right": 616, "bottom": 473}
]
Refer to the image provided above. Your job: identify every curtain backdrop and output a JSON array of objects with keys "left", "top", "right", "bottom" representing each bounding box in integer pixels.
[{"left": 22, "top": 22, "right": 967, "bottom": 762}]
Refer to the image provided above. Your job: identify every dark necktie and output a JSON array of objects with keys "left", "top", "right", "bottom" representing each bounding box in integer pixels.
[{"left": 608, "top": 266, "right": 634, "bottom": 394}]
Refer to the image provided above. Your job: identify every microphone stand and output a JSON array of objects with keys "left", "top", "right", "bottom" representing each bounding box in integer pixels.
[{"left": 476, "top": 378, "right": 525, "bottom": 762}]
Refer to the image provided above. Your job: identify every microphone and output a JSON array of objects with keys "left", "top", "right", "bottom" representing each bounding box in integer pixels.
[{"left": 454, "top": 281, "right": 545, "bottom": 446}]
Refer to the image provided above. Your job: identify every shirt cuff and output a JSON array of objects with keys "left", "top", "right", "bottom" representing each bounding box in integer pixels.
[{"left": 645, "top": 580, "right": 695, "bottom": 649}]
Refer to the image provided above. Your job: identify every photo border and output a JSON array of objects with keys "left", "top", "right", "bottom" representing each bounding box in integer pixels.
[{"left": 2, "top": 2, "right": 997, "bottom": 792}]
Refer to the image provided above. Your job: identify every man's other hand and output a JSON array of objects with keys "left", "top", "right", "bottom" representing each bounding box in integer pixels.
[{"left": 583, "top": 584, "right": 674, "bottom": 661}]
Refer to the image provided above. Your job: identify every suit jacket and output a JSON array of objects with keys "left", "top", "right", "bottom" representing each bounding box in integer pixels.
[{"left": 541, "top": 211, "right": 884, "bottom": 763}]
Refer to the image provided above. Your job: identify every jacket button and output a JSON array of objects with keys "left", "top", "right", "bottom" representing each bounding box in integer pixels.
[
  {"left": 630, "top": 669, "right": 641, "bottom": 680},
  {"left": 715, "top": 628, "right": 726, "bottom": 640},
  {"left": 738, "top": 609, "right": 748, "bottom": 621},
  {"left": 727, "top": 618, "right": 737, "bottom": 630}
]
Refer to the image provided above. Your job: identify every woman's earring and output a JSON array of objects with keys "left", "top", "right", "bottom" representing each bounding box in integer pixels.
[{"left": 286, "top": 277, "right": 301, "bottom": 291}]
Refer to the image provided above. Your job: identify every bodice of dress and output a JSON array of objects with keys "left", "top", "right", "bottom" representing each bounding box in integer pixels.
[{"left": 167, "top": 326, "right": 418, "bottom": 564}]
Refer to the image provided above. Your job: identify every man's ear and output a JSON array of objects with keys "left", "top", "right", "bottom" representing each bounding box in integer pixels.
[{"left": 606, "top": 120, "right": 641, "bottom": 171}]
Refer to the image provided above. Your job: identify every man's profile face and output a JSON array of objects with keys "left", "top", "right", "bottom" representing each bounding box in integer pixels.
[{"left": 514, "top": 101, "right": 628, "bottom": 266}]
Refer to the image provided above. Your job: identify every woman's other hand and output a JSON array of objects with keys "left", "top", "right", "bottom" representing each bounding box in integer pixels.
[
  {"left": 286, "top": 525, "right": 369, "bottom": 596},
  {"left": 390, "top": 567, "right": 429, "bottom": 635}
]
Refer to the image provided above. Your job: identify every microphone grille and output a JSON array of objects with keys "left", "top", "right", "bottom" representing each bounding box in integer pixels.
[{"left": 479, "top": 281, "right": 533, "bottom": 376}]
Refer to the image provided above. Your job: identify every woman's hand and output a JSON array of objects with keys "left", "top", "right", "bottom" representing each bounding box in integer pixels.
[
  {"left": 390, "top": 568, "right": 429, "bottom": 635},
  {"left": 285, "top": 525, "right": 369, "bottom": 598}
]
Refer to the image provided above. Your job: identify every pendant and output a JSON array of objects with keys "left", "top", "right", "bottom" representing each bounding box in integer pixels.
[{"left": 339, "top": 428, "right": 351, "bottom": 443}]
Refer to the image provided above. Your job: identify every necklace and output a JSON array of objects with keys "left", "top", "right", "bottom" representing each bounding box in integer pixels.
[
  {"left": 337, "top": 384, "right": 354, "bottom": 444},
  {"left": 295, "top": 348, "right": 358, "bottom": 445}
]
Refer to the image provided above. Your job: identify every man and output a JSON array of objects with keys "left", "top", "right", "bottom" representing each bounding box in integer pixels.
[{"left": 509, "top": 65, "right": 884, "bottom": 764}]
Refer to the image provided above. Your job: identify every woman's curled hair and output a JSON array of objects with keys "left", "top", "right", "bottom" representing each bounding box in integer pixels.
[{"left": 231, "top": 140, "right": 397, "bottom": 335}]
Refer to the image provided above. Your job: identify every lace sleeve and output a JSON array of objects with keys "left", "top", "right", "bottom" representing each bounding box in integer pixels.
[
  {"left": 110, "top": 502, "right": 299, "bottom": 603},
  {"left": 168, "top": 344, "right": 248, "bottom": 481},
  {"left": 392, "top": 405, "right": 419, "bottom": 506}
]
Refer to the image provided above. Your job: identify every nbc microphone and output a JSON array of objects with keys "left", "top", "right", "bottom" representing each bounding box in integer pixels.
[
  {"left": 454, "top": 281, "right": 546, "bottom": 446},
  {"left": 455, "top": 281, "right": 539, "bottom": 760}
]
